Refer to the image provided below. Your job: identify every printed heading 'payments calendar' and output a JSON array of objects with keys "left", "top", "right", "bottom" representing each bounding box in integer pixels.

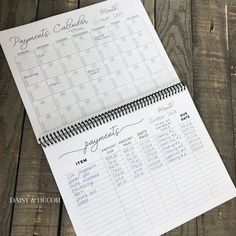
[{"left": 0, "top": 0, "right": 235, "bottom": 235}]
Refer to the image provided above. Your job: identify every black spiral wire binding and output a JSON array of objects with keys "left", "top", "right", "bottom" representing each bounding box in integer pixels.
[{"left": 38, "top": 82, "right": 186, "bottom": 147}]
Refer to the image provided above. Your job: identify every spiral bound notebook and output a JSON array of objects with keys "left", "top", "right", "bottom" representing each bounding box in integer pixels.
[{"left": 0, "top": 0, "right": 236, "bottom": 235}]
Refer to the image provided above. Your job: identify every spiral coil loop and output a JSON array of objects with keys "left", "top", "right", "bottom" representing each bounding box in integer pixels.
[{"left": 39, "top": 82, "right": 186, "bottom": 147}]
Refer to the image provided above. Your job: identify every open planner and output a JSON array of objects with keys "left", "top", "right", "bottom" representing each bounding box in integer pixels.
[{"left": 1, "top": 0, "right": 236, "bottom": 235}]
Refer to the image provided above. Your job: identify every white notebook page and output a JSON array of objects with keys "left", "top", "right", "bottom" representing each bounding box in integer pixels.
[
  {"left": 0, "top": 0, "right": 179, "bottom": 139},
  {"left": 44, "top": 88, "right": 236, "bottom": 236}
]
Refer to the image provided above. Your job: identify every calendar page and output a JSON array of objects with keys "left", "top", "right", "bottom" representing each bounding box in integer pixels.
[
  {"left": 0, "top": 0, "right": 179, "bottom": 140},
  {"left": 44, "top": 88, "right": 236, "bottom": 236}
]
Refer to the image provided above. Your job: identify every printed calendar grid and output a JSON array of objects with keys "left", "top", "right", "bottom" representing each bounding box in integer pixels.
[{"left": 15, "top": 15, "right": 175, "bottom": 135}]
